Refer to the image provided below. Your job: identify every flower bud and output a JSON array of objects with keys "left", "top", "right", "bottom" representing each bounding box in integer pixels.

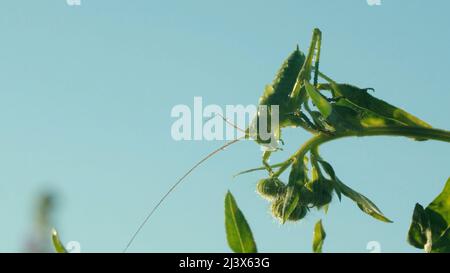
[
  {"left": 257, "top": 178, "right": 285, "bottom": 201},
  {"left": 288, "top": 203, "right": 308, "bottom": 221},
  {"left": 271, "top": 195, "right": 307, "bottom": 222},
  {"left": 312, "top": 191, "right": 333, "bottom": 208},
  {"left": 271, "top": 196, "right": 285, "bottom": 220},
  {"left": 310, "top": 179, "right": 334, "bottom": 207},
  {"left": 298, "top": 186, "right": 315, "bottom": 206}
]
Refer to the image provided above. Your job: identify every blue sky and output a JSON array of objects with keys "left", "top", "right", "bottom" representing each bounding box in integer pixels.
[{"left": 0, "top": 0, "right": 449, "bottom": 252}]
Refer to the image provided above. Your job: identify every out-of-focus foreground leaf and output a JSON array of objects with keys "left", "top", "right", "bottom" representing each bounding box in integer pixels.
[
  {"left": 408, "top": 178, "right": 450, "bottom": 253},
  {"left": 225, "top": 191, "right": 257, "bottom": 253},
  {"left": 334, "top": 178, "right": 392, "bottom": 223},
  {"left": 51, "top": 228, "right": 67, "bottom": 253}
]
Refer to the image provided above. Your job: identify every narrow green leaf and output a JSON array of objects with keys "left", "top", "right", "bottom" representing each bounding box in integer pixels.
[
  {"left": 408, "top": 178, "right": 450, "bottom": 253},
  {"left": 305, "top": 81, "right": 332, "bottom": 118},
  {"left": 427, "top": 178, "right": 450, "bottom": 225},
  {"left": 316, "top": 160, "right": 341, "bottom": 201},
  {"left": 315, "top": 159, "right": 390, "bottom": 222},
  {"left": 333, "top": 178, "right": 392, "bottom": 223},
  {"left": 225, "top": 191, "right": 257, "bottom": 253},
  {"left": 317, "top": 159, "right": 335, "bottom": 179},
  {"left": 312, "top": 220, "right": 326, "bottom": 253},
  {"left": 51, "top": 228, "right": 67, "bottom": 253}
]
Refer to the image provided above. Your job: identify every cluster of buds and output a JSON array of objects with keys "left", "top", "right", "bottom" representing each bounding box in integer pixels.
[{"left": 256, "top": 165, "right": 335, "bottom": 223}]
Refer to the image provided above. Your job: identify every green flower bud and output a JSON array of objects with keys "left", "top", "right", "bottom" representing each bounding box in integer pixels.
[
  {"left": 271, "top": 196, "right": 285, "bottom": 219},
  {"left": 298, "top": 186, "right": 315, "bottom": 206},
  {"left": 257, "top": 178, "right": 285, "bottom": 201},
  {"left": 288, "top": 203, "right": 308, "bottom": 221},
  {"left": 271, "top": 195, "right": 307, "bottom": 222},
  {"left": 312, "top": 191, "right": 333, "bottom": 208},
  {"left": 310, "top": 179, "right": 334, "bottom": 207}
]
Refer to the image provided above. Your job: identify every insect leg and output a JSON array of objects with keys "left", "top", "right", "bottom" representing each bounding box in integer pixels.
[
  {"left": 289, "top": 28, "right": 323, "bottom": 106},
  {"left": 313, "top": 30, "right": 322, "bottom": 87}
]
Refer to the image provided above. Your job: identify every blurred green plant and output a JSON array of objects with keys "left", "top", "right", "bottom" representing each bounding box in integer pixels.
[
  {"left": 51, "top": 228, "right": 67, "bottom": 253},
  {"left": 25, "top": 192, "right": 57, "bottom": 253}
]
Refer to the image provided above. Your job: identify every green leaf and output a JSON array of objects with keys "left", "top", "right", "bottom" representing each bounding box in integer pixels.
[
  {"left": 51, "top": 228, "right": 67, "bottom": 253},
  {"left": 281, "top": 186, "right": 300, "bottom": 224},
  {"left": 407, "top": 204, "right": 432, "bottom": 251},
  {"left": 315, "top": 158, "right": 390, "bottom": 222},
  {"left": 359, "top": 110, "right": 403, "bottom": 128},
  {"left": 408, "top": 178, "right": 450, "bottom": 253},
  {"left": 326, "top": 105, "right": 363, "bottom": 132},
  {"left": 305, "top": 81, "right": 332, "bottom": 118},
  {"left": 312, "top": 220, "right": 326, "bottom": 253},
  {"left": 316, "top": 159, "right": 341, "bottom": 201},
  {"left": 325, "top": 83, "right": 431, "bottom": 128},
  {"left": 427, "top": 178, "right": 450, "bottom": 225},
  {"left": 225, "top": 191, "right": 258, "bottom": 253},
  {"left": 333, "top": 178, "right": 392, "bottom": 223}
]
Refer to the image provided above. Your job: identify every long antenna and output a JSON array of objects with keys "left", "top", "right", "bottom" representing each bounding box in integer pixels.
[
  {"left": 215, "top": 113, "right": 247, "bottom": 134},
  {"left": 123, "top": 137, "right": 243, "bottom": 252}
]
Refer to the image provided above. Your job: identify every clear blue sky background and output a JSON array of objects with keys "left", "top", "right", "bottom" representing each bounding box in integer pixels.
[{"left": 0, "top": 0, "right": 449, "bottom": 253}]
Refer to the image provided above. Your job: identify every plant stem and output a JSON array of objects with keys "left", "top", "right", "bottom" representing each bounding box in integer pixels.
[{"left": 273, "top": 126, "right": 450, "bottom": 177}]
